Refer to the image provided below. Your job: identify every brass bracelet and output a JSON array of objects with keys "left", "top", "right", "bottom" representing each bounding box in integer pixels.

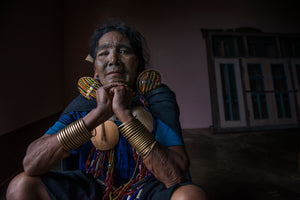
[
  {"left": 141, "top": 140, "right": 158, "bottom": 158},
  {"left": 119, "top": 118, "right": 157, "bottom": 159},
  {"left": 57, "top": 119, "right": 91, "bottom": 151}
]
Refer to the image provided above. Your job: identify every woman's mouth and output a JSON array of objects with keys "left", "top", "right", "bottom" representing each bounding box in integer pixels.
[
  {"left": 104, "top": 72, "right": 126, "bottom": 84},
  {"left": 107, "top": 72, "right": 122, "bottom": 76}
]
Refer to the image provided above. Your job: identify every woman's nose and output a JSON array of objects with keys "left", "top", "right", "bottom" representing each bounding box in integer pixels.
[{"left": 108, "top": 50, "right": 120, "bottom": 66}]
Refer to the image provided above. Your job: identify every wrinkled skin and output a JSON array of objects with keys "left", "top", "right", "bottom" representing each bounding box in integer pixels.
[{"left": 6, "top": 31, "right": 206, "bottom": 200}]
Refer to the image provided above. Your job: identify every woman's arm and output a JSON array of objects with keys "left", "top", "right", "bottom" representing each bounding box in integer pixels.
[
  {"left": 23, "top": 134, "right": 70, "bottom": 176},
  {"left": 143, "top": 145, "right": 190, "bottom": 188},
  {"left": 23, "top": 87, "right": 113, "bottom": 176},
  {"left": 112, "top": 85, "right": 190, "bottom": 188}
]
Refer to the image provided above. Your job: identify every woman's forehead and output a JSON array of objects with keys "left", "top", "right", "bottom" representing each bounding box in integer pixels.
[{"left": 98, "top": 31, "right": 131, "bottom": 47}]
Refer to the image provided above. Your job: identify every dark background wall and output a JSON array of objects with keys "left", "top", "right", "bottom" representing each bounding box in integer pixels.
[
  {"left": 1, "top": 0, "right": 300, "bottom": 136},
  {"left": 0, "top": 0, "right": 64, "bottom": 135}
]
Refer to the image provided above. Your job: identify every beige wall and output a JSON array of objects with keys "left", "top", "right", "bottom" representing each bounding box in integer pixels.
[
  {"left": 1, "top": 0, "right": 299, "bottom": 135},
  {"left": 62, "top": 0, "right": 300, "bottom": 129}
]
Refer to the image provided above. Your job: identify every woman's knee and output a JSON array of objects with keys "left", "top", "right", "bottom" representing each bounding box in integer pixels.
[
  {"left": 6, "top": 172, "right": 49, "bottom": 200},
  {"left": 170, "top": 184, "right": 207, "bottom": 200}
]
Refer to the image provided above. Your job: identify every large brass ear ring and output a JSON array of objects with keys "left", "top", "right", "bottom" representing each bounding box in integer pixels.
[
  {"left": 78, "top": 77, "right": 102, "bottom": 100},
  {"left": 136, "top": 69, "right": 162, "bottom": 95}
]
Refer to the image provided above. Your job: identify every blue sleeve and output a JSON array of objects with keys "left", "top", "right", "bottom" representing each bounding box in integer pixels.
[
  {"left": 44, "top": 111, "right": 89, "bottom": 135},
  {"left": 44, "top": 111, "right": 91, "bottom": 169},
  {"left": 45, "top": 121, "right": 67, "bottom": 135},
  {"left": 154, "top": 118, "right": 184, "bottom": 147}
]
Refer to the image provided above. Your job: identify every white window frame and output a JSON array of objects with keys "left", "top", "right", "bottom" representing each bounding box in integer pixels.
[{"left": 214, "top": 58, "right": 247, "bottom": 128}]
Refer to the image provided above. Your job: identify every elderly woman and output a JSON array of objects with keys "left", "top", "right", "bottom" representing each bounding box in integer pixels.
[{"left": 6, "top": 22, "right": 206, "bottom": 200}]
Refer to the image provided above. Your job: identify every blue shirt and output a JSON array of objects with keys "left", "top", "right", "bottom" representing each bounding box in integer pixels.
[{"left": 45, "top": 109, "right": 184, "bottom": 184}]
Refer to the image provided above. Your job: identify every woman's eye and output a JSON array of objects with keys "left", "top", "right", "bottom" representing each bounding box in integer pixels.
[
  {"left": 119, "top": 49, "right": 127, "bottom": 54},
  {"left": 97, "top": 51, "right": 108, "bottom": 57}
]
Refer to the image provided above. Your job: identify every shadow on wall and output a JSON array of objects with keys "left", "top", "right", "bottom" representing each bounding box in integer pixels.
[{"left": 0, "top": 113, "right": 61, "bottom": 197}]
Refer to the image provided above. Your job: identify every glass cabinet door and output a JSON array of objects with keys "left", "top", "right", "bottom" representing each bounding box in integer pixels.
[
  {"left": 214, "top": 59, "right": 246, "bottom": 128},
  {"left": 242, "top": 58, "right": 297, "bottom": 126},
  {"left": 290, "top": 59, "right": 300, "bottom": 120}
]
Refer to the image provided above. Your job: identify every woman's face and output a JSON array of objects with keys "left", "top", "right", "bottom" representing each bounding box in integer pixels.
[{"left": 93, "top": 31, "right": 139, "bottom": 88}]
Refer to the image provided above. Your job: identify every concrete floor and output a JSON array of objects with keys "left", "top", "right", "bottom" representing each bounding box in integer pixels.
[
  {"left": 183, "top": 128, "right": 300, "bottom": 200},
  {"left": 2, "top": 128, "right": 300, "bottom": 200}
]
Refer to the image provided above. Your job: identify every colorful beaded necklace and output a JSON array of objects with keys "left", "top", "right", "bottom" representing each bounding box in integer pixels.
[
  {"left": 85, "top": 146, "right": 151, "bottom": 200},
  {"left": 81, "top": 69, "right": 162, "bottom": 199}
]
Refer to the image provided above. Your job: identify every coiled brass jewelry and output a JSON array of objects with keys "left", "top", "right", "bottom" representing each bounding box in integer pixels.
[
  {"left": 119, "top": 118, "right": 157, "bottom": 159},
  {"left": 57, "top": 119, "right": 91, "bottom": 151}
]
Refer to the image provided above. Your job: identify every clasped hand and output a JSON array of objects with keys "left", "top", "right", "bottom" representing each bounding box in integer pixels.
[{"left": 94, "top": 81, "right": 134, "bottom": 122}]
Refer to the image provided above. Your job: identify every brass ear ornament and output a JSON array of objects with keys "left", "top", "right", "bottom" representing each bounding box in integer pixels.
[
  {"left": 91, "top": 120, "right": 119, "bottom": 151},
  {"left": 91, "top": 107, "right": 153, "bottom": 150},
  {"left": 78, "top": 77, "right": 102, "bottom": 100},
  {"left": 132, "top": 106, "right": 153, "bottom": 133}
]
